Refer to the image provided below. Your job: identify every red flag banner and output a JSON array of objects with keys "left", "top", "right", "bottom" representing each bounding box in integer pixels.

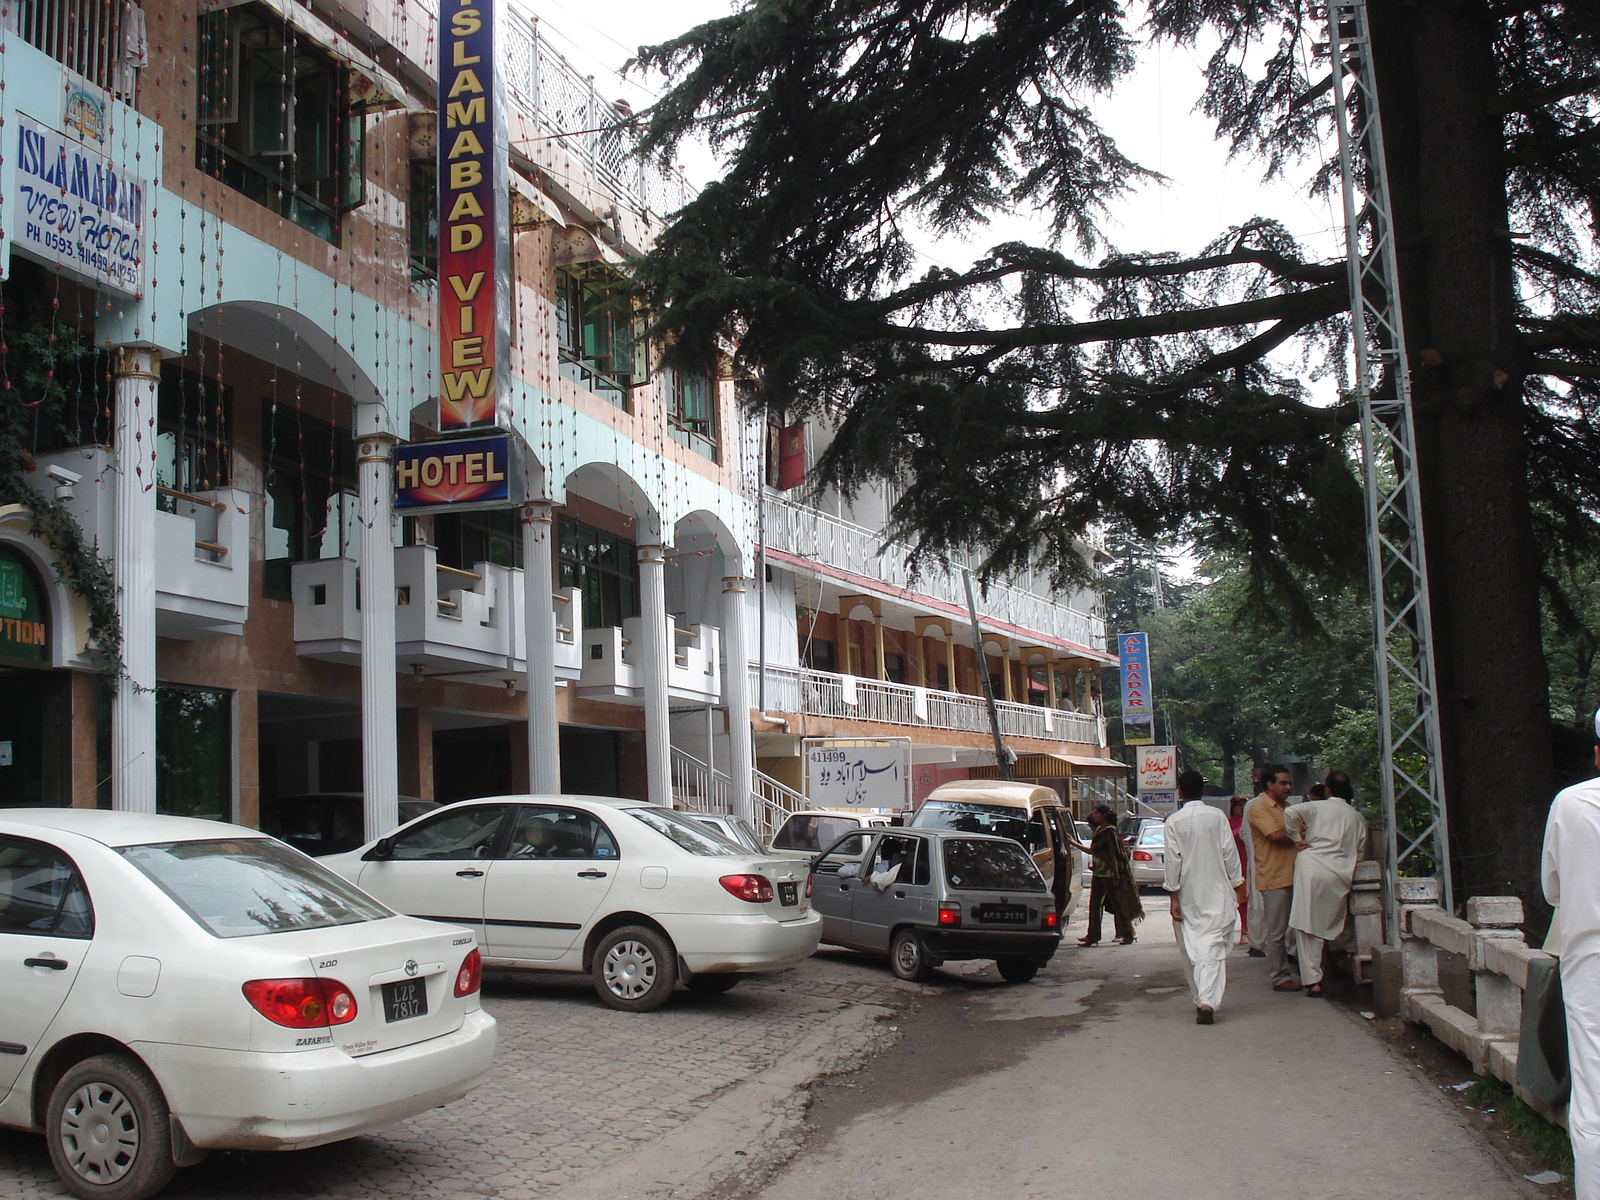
[{"left": 777, "top": 422, "right": 806, "bottom": 490}]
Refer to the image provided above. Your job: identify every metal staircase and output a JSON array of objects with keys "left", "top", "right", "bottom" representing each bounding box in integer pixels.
[{"left": 668, "top": 746, "right": 808, "bottom": 842}]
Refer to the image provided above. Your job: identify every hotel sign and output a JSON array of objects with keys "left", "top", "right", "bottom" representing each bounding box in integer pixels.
[
  {"left": 13, "top": 113, "right": 145, "bottom": 298},
  {"left": 394, "top": 434, "right": 521, "bottom": 514},
  {"left": 437, "top": 0, "right": 509, "bottom": 431}
]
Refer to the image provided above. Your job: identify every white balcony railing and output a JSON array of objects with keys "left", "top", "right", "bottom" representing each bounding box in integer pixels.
[
  {"left": 291, "top": 550, "right": 583, "bottom": 684},
  {"left": 760, "top": 497, "right": 1106, "bottom": 651},
  {"left": 578, "top": 617, "right": 723, "bottom": 705},
  {"left": 752, "top": 663, "right": 1105, "bottom": 746}
]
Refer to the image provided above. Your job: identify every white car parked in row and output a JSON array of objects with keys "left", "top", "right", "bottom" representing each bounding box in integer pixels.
[
  {"left": 0, "top": 809, "right": 496, "bottom": 1200},
  {"left": 320, "top": 795, "right": 824, "bottom": 1012}
]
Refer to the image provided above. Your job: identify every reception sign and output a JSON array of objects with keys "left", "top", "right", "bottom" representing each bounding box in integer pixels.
[
  {"left": 438, "top": 0, "right": 509, "bottom": 430},
  {"left": 13, "top": 113, "right": 146, "bottom": 297}
]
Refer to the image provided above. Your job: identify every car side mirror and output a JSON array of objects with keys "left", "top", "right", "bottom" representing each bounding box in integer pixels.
[{"left": 363, "top": 836, "right": 397, "bottom": 862}]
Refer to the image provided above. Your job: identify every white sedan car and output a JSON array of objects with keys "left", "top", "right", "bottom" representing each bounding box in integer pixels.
[
  {"left": 0, "top": 809, "right": 496, "bottom": 1200},
  {"left": 320, "top": 795, "right": 823, "bottom": 1012}
]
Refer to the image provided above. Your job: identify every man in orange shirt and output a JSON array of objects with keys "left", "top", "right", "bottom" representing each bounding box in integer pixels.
[{"left": 1247, "top": 765, "right": 1301, "bottom": 991}]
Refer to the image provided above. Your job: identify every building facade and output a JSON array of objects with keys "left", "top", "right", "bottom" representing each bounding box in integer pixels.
[{"left": 0, "top": 0, "right": 1121, "bottom": 836}]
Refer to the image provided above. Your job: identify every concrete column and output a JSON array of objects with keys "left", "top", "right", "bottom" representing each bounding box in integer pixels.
[
  {"left": 111, "top": 346, "right": 161, "bottom": 812},
  {"left": 945, "top": 638, "right": 958, "bottom": 694},
  {"left": 1046, "top": 661, "right": 1059, "bottom": 709},
  {"left": 637, "top": 543, "right": 672, "bottom": 807},
  {"left": 522, "top": 501, "right": 560, "bottom": 792},
  {"left": 873, "top": 618, "right": 887, "bottom": 680},
  {"left": 355, "top": 419, "right": 399, "bottom": 841},
  {"left": 722, "top": 576, "right": 755, "bottom": 824}
]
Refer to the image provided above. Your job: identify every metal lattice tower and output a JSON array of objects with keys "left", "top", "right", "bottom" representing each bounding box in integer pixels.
[{"left": 1325, "top": 0, "right": 1454, "bottom": 925}]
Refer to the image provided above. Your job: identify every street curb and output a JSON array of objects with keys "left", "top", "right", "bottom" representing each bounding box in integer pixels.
[{"left": 548, "top": 1001, "right": 898, "bottom": 1200}]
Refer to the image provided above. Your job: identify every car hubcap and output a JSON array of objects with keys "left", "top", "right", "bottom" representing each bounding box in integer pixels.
[
  {"left": 897, "top": 938, "right": 919, "bottom": 972},
  {"left": 59, "top": 1082, "right": 139, "bottom": 1183},
  {"left": 603, "top": 940, "right": 657, "bottom": 999}
]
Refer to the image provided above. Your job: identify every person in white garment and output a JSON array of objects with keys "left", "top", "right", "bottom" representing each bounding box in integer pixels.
[
  {"left": 1240, "top": 793, "right": 1266, "bottom": 956},
  {"left": 1164, "top": 770, "right": 1246, "bottom": 1025},
  {"left": 1283, "top": 771, "right": 1367, "bottom": 997},
  {"left": 1542, "top": 707, "right": 1600, "bottom": 1200}
]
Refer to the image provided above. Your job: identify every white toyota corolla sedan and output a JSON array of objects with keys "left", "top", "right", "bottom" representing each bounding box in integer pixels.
[
  {"left": 319, "top": 795, "right": 823, "bottom": 1012},
  {"left": 0, "top": 809, "right": 496, "bottom": 1200}
]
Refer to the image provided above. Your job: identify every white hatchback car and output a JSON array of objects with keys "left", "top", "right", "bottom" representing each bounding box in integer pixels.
[
  {"left": 0, "top": 809, "right": 496, "bottom": 1200},
  {"left": 320, "top": 795, "right": 823, "bottom": 1012}
]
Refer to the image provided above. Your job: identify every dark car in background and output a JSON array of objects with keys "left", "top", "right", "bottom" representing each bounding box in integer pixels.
[
  {"left": 809, "top": 826, "right": 1060, "bottom": 983},
  {"left": 259, "top": 792, "right": 438, "bottom": 856}
]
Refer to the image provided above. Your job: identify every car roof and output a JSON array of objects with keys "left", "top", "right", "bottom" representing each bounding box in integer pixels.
[
  {"left": 0, "top": 807, "right": 266, "bottom": 847},
  {"left": 923, "top": 782, "right": 1062, "bottom": 808},
  {"left": 431, "top": 793, "right": 651, "bottom": 811},
  {"left": 780, "top": 809, "right": 883, "bottom": 819}
]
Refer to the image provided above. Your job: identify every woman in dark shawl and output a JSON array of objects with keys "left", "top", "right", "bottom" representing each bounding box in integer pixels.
[{"left": 1068, "top": 804, "right": 1144, "bottom": 946}]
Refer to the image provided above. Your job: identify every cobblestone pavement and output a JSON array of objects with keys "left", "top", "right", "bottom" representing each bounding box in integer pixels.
[{"left": 0, "top": 954, "right": 910, "bottom": 1200}]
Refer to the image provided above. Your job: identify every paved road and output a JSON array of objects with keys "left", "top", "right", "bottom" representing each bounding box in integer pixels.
[
  {"left": 0, "top": 957, "right": 906, "bottom": 1200},
  {"left": 751, "top": 909, "right": 1548, "bottom": 1200},
  {"left": 2, "top": 908, "right": 1551, "bottom": 1200}
]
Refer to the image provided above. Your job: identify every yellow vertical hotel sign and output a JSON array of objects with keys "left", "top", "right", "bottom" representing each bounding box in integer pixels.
[{"left": 438, "top": 0, "right": 510, "bottom": 431}]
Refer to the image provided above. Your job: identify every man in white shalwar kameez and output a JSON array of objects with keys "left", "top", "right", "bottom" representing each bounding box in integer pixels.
[
  {"left": 1241, "top": 793, "right": 1266, "bottom": 954},
  {"left": 1164, "top": 770, "right": 1245, "bottom": 1024},
  {"left": 1283, "top": 773, "right": 1367, "bottom": 994},
  {"left": 1542, "top": 708, "right": 1600, "bottom": 1200}
]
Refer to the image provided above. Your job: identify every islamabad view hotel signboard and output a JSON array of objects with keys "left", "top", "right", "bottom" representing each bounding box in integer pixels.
[
  {"left": 437, "top": 0, "right": 510, "bottom": 431},
  {"left": 393, "top": 434, "right": 522, "bottom": 514},
  {"left": 13, "top": 113, "right": 146, "bottom": 298}
]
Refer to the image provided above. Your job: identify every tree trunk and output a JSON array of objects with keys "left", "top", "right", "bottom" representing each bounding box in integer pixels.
[{"left": 1370, "top": 0, "right": 1554, "bottom": 913}]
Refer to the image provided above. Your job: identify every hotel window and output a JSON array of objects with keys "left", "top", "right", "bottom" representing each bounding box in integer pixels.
[
  {"left": 409, "top": 160, "right": 438, "bottom": 280},
  {"left": 155, "top": 364, "right": 233, "bottom": 508},
  {"left": 554, "top": 267, "right": 646, "bottom": 408},
  {"left": 663, "top": 368, "right": 719, "bottom": 461},
  {"left": 558, "top": 517, "right": 639, "bottom": 629},
  {"left": 196, "top": 3, "right": 366, "bottom": 242},
  {"left": 435, "top": 509, "right": 522, "bottom": 572},
  {"left": 262, "top": 407, "right": 358, "bottom": 599},
  {"left": 803, "top": 639, "right": 836, "bottom": 674}
]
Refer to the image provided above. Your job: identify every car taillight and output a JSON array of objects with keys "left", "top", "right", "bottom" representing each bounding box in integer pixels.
[
  {"left": 720, "top": 873, "right": 775, "bottom": 903},
  {"left": 937, "top": 902, "right": 961, "bottom": 927},
  {"left": 1042, "top": 909, "right": 1059, "bottom": 929},
  {"left": 1132, "top": 850, "right": 1153, "bottom": 861},
  {"left": 454, "top": 948, "right": 482, "bottom": 997},
  {"left": 804, "top": 875, "right": 814, "bottom": 898},
  {"left": 243, "top": 978, "right": 358, "bottom": 1028}
]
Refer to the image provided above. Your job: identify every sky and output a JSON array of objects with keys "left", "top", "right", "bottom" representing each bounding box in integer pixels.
[{"left": 517, "top": 0, "right": 1349, "bottom": 267}]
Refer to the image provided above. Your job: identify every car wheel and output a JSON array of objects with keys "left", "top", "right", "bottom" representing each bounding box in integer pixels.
[
  {"left": 594, "top": 925, "right": 678, "bottom": 1012},
  {"left": 46, "top": 1053, "right": 178, "bottom": 1200},
  {"left": 684, "top": 973, "right": 742, "bottom": 995},
  {"left": 997, "top": 959, "right": 1040, "bottom": 984},
  {"left": 889, "top": 928, "right": 933, "bottom": 982}
]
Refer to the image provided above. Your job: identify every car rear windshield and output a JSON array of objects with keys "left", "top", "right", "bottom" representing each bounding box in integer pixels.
[
  {"left": 941, "top": 839, "right": 1047, "bottom": 893},
  {"left": 913, "top": 801, "right": 1033, "bottom": 846},
  {"left": 1138, "top": 825, "right": 1166, "bottom": 845},
  {"left": 773, "top": 814, "right": 862, "bottom": 851},
  {"left": 626, "top": 807, "right": 745, "bottom": 856},
  {"left": 120, "top": 839, "right": 391, "bottom": 938}
]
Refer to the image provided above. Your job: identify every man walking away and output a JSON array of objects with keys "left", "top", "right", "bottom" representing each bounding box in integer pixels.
[
  {"left": 1165, "top": 769, "right": 1246, "bottom": 1024},
  {"left": 1284, "top": 772, "right": 1367, "bottom": 996},
  {"left": 1248, "top": 765, "right": 1300, "bottom": 991},
  {"left": 1542, "top": 707, "right": 1600, "bottom": 1200}
]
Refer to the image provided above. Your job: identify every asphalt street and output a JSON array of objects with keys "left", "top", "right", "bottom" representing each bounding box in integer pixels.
[
  {"left": 0, "top": 907, "right": 1553, "bottom": 1200},
  {"left": 749, "top": 909, "right": 1550, "bottom": 1200}
]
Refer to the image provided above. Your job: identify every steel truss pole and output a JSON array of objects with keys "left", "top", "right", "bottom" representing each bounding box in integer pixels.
[{"left": 1326, "top": 0, "right": 1453, "bottom": 929}]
